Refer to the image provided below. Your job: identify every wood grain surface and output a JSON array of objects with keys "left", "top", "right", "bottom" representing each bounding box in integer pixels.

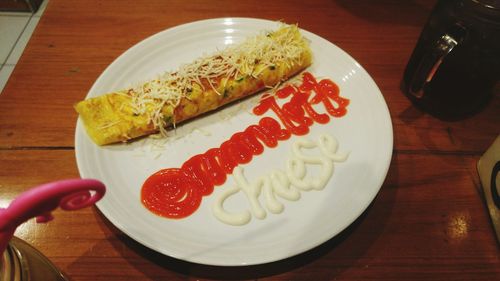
[{"left": 0, "top": 0, "right": 499, "bottom": 280}]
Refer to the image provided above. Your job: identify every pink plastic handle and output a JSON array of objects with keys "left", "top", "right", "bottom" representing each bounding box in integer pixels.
[{"left": 0, "top": 179, "right": 106, "bottom": 254}]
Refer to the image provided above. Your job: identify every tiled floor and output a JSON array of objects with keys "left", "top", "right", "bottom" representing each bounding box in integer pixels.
[{"left": 0, "top": 0, "right": 48, "bottom": 94}]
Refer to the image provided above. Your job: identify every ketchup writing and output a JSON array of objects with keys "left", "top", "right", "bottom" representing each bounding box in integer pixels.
[{"left": 141, "top": 72, "right": 349, "bottom": 219}]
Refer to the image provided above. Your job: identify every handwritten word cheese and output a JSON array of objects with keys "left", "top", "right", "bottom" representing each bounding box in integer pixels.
[{"left": 212, "top": 134, "right": 348, "bottom": 225}]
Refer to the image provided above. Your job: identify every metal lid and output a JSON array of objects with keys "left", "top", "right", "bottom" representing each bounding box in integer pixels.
[
  {"left": 473, "top": 0, "right": 500, "bottom": 9},
  {"left": 468, "top": 0, "right": 500, "bottom": 23}
]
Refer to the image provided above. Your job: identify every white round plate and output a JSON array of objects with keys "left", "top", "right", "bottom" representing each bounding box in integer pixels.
[{"left": 75, "top": 18, "right": 393, "bottom": 266}]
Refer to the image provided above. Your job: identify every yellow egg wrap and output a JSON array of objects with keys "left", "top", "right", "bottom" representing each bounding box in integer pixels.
[{"left": 75, "top": 24, "right": 312, "bottom": 145}]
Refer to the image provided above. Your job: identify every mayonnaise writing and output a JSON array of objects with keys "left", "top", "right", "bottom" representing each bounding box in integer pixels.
[{"left": 212, "top": 133, "right": 348, "bottom": 226}]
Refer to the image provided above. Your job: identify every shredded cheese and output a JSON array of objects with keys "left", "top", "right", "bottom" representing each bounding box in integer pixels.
[
  {"left": 98, "top": 120, "right": 122, "bottom": 130},
  {"left": 128, "top": 23, "right": 307, "bottom": 136}
]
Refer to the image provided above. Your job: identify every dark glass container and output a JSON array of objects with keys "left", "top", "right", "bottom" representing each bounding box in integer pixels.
[{"left": 402, "top": 0, "right": 500, "bottom": 120}]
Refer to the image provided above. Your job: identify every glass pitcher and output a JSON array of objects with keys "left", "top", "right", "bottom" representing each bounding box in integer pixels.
[{"left": 402, "top": 0, "right": 500, "bottom": 119}]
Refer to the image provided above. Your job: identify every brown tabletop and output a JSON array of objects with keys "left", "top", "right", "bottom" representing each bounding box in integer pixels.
[{"left": 1, "top": 0, "right": 499, "bottom": 280}]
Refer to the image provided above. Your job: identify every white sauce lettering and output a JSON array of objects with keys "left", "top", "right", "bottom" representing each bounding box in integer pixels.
[{"left": 212, "top": 134, "right": 348, "bottom": 226}]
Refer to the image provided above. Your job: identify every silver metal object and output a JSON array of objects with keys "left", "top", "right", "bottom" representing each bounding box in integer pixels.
[
  {"left": 408, "top": 34, "right": 459, "bottom": 98},
  {"left": 1, "top": 237, "right": 67, "bottom": 281}
]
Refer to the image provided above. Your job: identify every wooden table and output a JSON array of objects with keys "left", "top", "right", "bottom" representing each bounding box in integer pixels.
[{"left": 1, "top": 0, "right": 499, "bottom": 280}]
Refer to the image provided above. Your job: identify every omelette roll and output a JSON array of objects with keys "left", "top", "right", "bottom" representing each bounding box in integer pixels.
[{"left": 75, "top": 24, "right": 312, "bottom": 145}]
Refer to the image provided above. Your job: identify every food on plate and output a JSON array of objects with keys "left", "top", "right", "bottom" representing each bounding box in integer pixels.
[
  {"left": 75, "top": 24, "right": 312, "bottom": 145},
  {"left": 141, "top": 72, "right": 351, "bottom": 220}
]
